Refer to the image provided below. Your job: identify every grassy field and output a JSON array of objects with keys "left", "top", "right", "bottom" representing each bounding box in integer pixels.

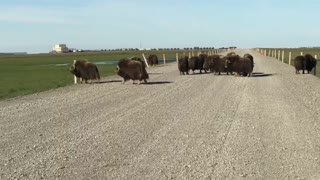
[
  {"left": 0, "top": 50, "right": 212, "bottom": 100},
  {"left": 263, "top": 48, "right": 320, "bottom": 76}
]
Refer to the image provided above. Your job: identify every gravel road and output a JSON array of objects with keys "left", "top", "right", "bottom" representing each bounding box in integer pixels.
[{"left": 1, "top": 49, "right": 320, "bottom": 179}]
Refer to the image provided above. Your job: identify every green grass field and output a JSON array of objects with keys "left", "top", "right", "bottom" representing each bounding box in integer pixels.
[
  {"left": 0, "top": 50, "right": 211, "bottom": 100},
  {"left": 263, "top": 48, "right": 320, "bottom": 76}
]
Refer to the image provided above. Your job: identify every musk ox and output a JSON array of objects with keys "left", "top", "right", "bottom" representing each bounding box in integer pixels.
[
  {"left": 189, "top": 56, "right": 204, "bottom": 74},
  {"left": 243, "top": 53, "right": 254, "bottom": 76},
  {"left": 212, "top": 56, "right": 226, "bottom": 75},
  {"left": 226, "top": 57, "right": 253, "bottom": 77},
  {"left": 203, "top": 55, "right": 214, "bottom": 73},
  {"left": 147, "top": 55, "right": 159, "bottom": 66},
  {"left": 223, "top": 55, "right": 241, "bottom": 75},
  {"left": 116, "top": 58, "right": 149, "bottom": 84},
  {"left": 305, "top": 54, "right": 317, "bottom": 73},
  {"left": 203, "top": 55, "right": 223, "bottom": 74},
  {"left": 178, "top": 56, "right": 189, "bottom": 75},
  {"left": 70, "top": 60, "right": 100, "bottom": 83},
  {"left": 294, "top": 56, "right": 305, "bottom": 74},
  {"left": 199, "top": 54, "right": 209, "bottom": 73},
  {"left": 294, "top": 54, "right": 317, "bottom": 74}
]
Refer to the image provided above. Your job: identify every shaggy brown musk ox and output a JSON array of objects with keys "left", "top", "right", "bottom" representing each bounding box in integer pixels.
[
  {"left": 189, "top": 56, "right": 204, "bottom": 74},
  {"left": 70, "top": 60, "right": 100, "bottom": 83},
  {"left": 147, "top": 54, "right": 159, "bottom": 66},
  {"left": 117, "top": 58, "right": 149, "bottom": 84},
  {"left": 178, "top": 56, "right": 189, "bottom": 75}
]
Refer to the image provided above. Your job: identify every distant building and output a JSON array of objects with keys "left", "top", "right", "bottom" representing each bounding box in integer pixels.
[{"left": 53, "top": 44, "right": 69, "bottom": 53}]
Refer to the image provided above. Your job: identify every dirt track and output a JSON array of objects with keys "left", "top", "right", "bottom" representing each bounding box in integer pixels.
[{"left": 1, "top": 49, "right": 320, "bottom": 179}]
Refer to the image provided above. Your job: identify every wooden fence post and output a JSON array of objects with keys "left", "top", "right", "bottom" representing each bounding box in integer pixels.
[
  {"left": 188, "top": 52, "right": 191, "bottom": 58},
  {"left": 163, "top": 54, "right": 166, "bottom": 64},
  {"left": 301, "top": 52, "right": 303, "bottom": 56},
  {"left": 73, "top": 60, "right": 77, "bottom": 84},
  {"left": 289, "top": 52, "right": 292, "bottom": 65},
  {"left": 274, "top": 50, "right": 277, "bottom": 58},
  {"left": 281, "top": 50, "right": 284, "bottom": 63},
  {"left": 314, "top": 55, "right": 317, "bottom": 76},
  {"left": 176, "top": 53, "right": 179, "bottom": 62},
  {"left": 142, "top": 54, "right": 149, "bottom": 67}
]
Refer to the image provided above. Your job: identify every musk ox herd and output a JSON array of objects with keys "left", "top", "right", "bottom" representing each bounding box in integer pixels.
[
  {"left": 70, "top": 51, "right": 318, "bottom": 85},
  {"left": 70, "top": 56, "right": 152, "bottom": 85},
  {"left": 179, "top": 52, "right": 254, "bottom": 76}
]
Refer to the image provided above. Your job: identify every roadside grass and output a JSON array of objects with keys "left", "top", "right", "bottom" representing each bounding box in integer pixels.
[{"left": 0, "top": 50, "right": 204, "bottom": 100}]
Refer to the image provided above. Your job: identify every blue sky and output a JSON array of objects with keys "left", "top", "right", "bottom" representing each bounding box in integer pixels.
[{"left": 1, "top": 0, "right": 320, "bottom": 53}]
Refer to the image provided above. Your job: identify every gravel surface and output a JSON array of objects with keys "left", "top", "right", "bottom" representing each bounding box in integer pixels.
[{"left": 1, "top": 49, "right": 320, "bottom": 179}]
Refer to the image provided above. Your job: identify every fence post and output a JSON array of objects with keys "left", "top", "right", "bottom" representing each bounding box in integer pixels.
[
  {"left": 188, "top": 52, "right": 191, "bottom": 58},
  {"left": 192, "top": 51, "right": 194, "bottom": 57},
  {"left": 274, "top": 50, "right": 277, "bottom": 58},
  {"left": 73, "top": 60, "right": 78, "bottom": 84},
  {"left": 289, "top": 52, "right": 292, "bottom": 65},
  {"left": 163, "top": 54, "right": 166, "bottom": 64},
  {"left": 281, "top": 50, "right": 284, "bottom": 63},
  {"left": 142, "top": 54, "right": 149, "bottom": 67},
  {"left": 314, "top": 55, "right": 317, "bottom": 76},
  {"left": 176, "top": 53, "right": 179, "bottom": 62},
  {"left": 301, "top": 52, "right": 303, "bottom": 56},
  {"left": 278, "top": 50, "right": 281, "bottom": 60}
]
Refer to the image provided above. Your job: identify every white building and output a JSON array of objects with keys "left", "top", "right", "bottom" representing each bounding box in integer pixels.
[{"left": 53, "top": 44, "right": 69, "bottom": 53}]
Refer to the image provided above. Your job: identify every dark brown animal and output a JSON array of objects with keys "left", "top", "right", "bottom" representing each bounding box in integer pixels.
[
  {"left": 203, "top": 55, "right": 214, "bottom": 73},
  {"left": 305, "top": 54, "right": 317, "bottom": 73},
  {"left": 199, "top": 54, "right": 208, "bottom": 73},
  {"left": 223, "top": 55, "right": 241, "bottom": 75},
  {"left": 225, "top": 57, "right": 253, "bottom": 77},
  {"left": 204, "top": 55, "right": 223, "bottom": 74},
  {"left": 243, "top": 53, "right": 254, "bottom": 76},
  {"left": 189, "top": 56, "right": 204, "bottom": 74},
  {"left": 147, "top": 55, "right": 159, "bottom": 66},
  {"left": 178, "top": 56, "right": 189, "bottom": 75},
  {"left": 294, "top": 56, "right": 305, "bottom": 74},
  {"left": 294, "top": 54, "right": 317, "bottom": 74},
  {"left": 70, "top": 60, "right": 100, "bottom": 83},
  {"left": 130, "top": 57, "right": 147, "bottom": 67},
  {"left": 116, "top": 58, "right": 149, "bottom": 84}
]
